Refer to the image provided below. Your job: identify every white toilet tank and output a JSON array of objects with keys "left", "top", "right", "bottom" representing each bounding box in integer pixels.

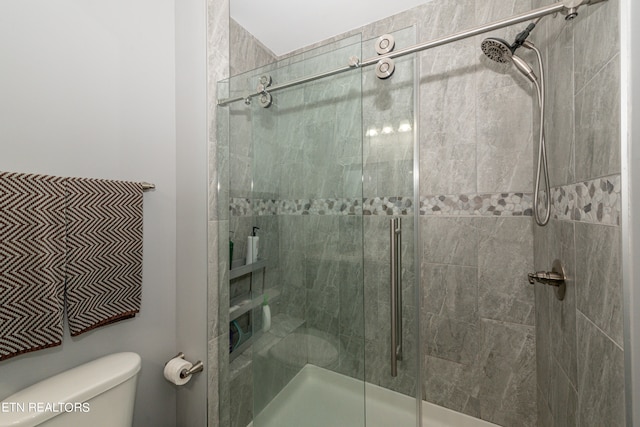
[{"left": 0, "top": 352, "right": 141, "bottom": 427}]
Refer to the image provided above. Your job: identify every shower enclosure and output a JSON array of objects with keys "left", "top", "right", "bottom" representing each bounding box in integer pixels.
[
  {"left": 216, "top": 28, "right": 421, "bottom": 427},
  {"left": 213, "top": 0, "right": 623, "bottom": 426}
]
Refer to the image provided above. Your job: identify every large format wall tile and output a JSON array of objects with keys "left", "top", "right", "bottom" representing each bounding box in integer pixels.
[
  {"left": 547, "top": 220, "right": 578, "bottom": 387},
  {"left": 549, "top": 357, "right": 578, "bottom": 427},
  {"left": 421, "top": 217, "right": 479, "bottom": 267},
  {"left": 576, "top": 311, "right": 625, "bottom": 427},
  {"left": 575, "top": 222, "right": 623, "bottom": 346},
  {"left": 574, "top": 55, "right": 621, "bottom": 182},
  {"left": 423, "top": 355, "right": 481, "bottom": 418},
  {"left": 572, "top": 0, "right": 619, "bottom": 93},
  {"left": 476, "top": 319, "right": 536, "bottom": 427},
  {"left": 476, "top": 82, "right": 534, "bottom": 194},
  {"left": 478, "top": 218, "right": 535, "bottom": 325},
  {"left": 545, "top": 25, "right": 575, "bottom": 188},
  {"left": 422, "top": 264, "right": 478, "bottom": 323},
  {"left": 420, "top": 47, "right": 477, "bottom": 196}
]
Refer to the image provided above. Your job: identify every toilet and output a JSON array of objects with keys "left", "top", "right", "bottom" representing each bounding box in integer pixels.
[{"left": 0, "top": 352, "right": 141, "bottom": 427}]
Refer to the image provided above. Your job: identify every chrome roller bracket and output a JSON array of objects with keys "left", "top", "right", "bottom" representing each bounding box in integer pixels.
[
  {"left": 258, "top": 92, "right": 272, "bottom": 108},
  {"left": 375, "top": 34, "right": 396, "bottom": 80},
  {"left": 256, "top": 75, "right": 273, "bottom": 108},
  {"left": 376, "top": 58, "right": 396, "bottom": 80},
  {"left": 528, "top": 259, "right": 567, "bottom": 300},
  {"left": 375, "top": 34, "right": 396, "bottom": 55}
]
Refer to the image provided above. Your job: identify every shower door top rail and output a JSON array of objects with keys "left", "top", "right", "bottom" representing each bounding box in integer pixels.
[{"left": 217, "top": 0, "right": 599, "bottom": 106}]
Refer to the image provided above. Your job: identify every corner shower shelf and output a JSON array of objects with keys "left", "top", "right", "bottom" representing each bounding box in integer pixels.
[
  {"left": 229, "top": 288, "right": 280, "bottom": 322},
  {"left": 230, "top": 258, "right": 267, "bottom": 280}
]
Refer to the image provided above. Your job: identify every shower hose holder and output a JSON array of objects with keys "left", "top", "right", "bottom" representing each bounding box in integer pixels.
[{"left": 528, "top": 259, "right": 567, "bottom": 300}]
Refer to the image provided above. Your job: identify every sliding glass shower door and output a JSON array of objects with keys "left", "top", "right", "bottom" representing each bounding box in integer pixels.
[{"left": 217, "top": 27, "right": 420, "bottom": 427}]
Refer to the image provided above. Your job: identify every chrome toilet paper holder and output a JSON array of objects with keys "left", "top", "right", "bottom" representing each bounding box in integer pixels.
[{"left": 167, "top": 352, "right": 204, "bottom": 379}]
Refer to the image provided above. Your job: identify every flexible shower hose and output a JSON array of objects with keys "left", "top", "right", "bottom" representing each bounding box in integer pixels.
[{"left": 529, "top": 43, "right": 551, "bottom": 226}]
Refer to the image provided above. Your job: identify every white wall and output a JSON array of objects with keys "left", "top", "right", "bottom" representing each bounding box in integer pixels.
[
  {"left": 0, "top": 1, "right": 178, "bottom": 425},
  {"left": 175, "top": 0, "right": 210, "bottom": 424}
]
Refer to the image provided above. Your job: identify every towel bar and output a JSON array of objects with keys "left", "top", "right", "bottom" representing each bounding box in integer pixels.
[{"left": 141, "top": 182, "right": 155, "bottom": 192}]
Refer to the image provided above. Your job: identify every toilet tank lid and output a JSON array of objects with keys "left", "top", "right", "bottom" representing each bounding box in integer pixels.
[{"left": 0, "top": 352, "right": 141, "bottom": 427}]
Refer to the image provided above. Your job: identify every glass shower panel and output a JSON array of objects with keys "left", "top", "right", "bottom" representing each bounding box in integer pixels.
[
  {"left": 361, "top": 26, "right": 419, "bottom": 427},
  {"left": 218, "top": 27, "right": 420, "bottom": 427},
  {"left": 225, "top": 36, "right": 368, "bottom": 427}
]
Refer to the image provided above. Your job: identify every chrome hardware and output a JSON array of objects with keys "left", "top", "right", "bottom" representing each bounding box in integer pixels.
[
  {"left": 168, "top": 352, "right": 204, "bottom": 379},
  {"left": 564, "top": 7, "right": 579, "bottom": 19},
  {"left": 528, "top": 259, "right": 567, "bottom": 300},
  {"left": 141, "top": 182, "right": 155, "bottom": 192},
  {"left": 258, "top": 75, "right": 272, "bottom": 87},
  {"left": 258, "top": 92, "right": 273, "bottom": 108},
  {"left": 390, "top": 218, "right": 402, "bottom": 377},
  {"left": 348, "top": 56, "right": 360, "bottom": 68},
  {"left": 376, "top": 58, "right": 396, "bottom": 79},
  {"left": 375, "top": 34, "right": 396, "bottom": 55},
  {"left": 375, "top": 34, "right": 396, "bottom": 80},
  {"left": 256, "top": 75, "right": 273, "bottom": 108},
  {"left": 219, "top": 1, "right": 606, "bottom": 106}
]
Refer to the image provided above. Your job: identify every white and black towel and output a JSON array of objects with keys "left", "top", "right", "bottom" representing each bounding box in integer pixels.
[
  {"left": 65, "top": 178, "right": 143, "bottom": 336},
  {"left": 0, "top": 172, "right": 66, "bottom": 361}
]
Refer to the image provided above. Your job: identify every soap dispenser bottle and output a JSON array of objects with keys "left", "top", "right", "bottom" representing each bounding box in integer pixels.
[{"left": 246, "top": 226, "right": 260, "bottom": 265}]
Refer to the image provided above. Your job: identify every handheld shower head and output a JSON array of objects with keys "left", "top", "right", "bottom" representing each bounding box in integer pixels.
[
  {"left": 511, "top": 54, "right": 538, "bottom": 83},
  {"left": 480, "top": 37, "right": 538, "bottom": 83},
  {"left": 480, "top": 37, "right": 513, "bottom": 64}
]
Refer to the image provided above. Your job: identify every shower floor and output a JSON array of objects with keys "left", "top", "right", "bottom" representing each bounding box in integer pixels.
[{"left": 249, "top": 364, "right": 498, "bottom": 427}]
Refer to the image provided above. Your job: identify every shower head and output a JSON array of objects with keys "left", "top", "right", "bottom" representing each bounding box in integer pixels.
[
  {"left": 481, "top": 37, "right": 539, "bottom": 83},
  {"left": 480, "top": 37, "right": 513, "bottom": 64}
]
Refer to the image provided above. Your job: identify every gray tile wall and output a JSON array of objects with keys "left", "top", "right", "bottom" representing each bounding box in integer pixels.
[
  {"left": 221, "top": 1, "right": 540, "bottom": 427},
  {"left": 216, "top": 1, "right": 628, "bottom": 427},
  {"left": 417, "top": 1, "right": 537, "bottom": 425},
  {"left": 532, "top": 1, "right": 625, "bottom": 427}
]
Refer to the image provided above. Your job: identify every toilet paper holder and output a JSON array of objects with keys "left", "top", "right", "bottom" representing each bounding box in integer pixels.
[{"left": 167, "top": 352, "right": 204, "bottom": 379}]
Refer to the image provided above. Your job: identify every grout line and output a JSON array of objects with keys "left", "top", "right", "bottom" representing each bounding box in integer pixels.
[
  {"left": 550, "top": 351, "right": 579, "bottom": 396},
  {"left": 577, "top": 309, "right": 624, "bottom": 352},
  {"left": 574, "top": 52, "right": 620, "bottom": 97}
]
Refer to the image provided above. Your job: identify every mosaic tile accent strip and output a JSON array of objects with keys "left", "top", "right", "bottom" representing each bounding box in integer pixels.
[
  {"left": 279, "top": 198, "right": 362, "bottom": 215},
  {"left": 230, "top": 178, "right": 621, "bottom": 224},
  {"left": 550, "top": 175, "right": 621, "bottom": 226},
  {"left": 362, "top": 197, "right": 414, "bottom": 216},
  {"left": 229, "top": 197, "right": 363, "bottom": 216},
  {"left": 419, "top": 193, "right": 533, "bottom": 217},
  {"left": 229, "top": 198, "right": 252, "bottom": 216}
]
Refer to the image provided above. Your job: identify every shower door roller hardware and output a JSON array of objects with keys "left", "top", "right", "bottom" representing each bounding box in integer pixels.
[
  {"left": 528, "top": 259, "right": 567, "bottom": 300},
  {"left": 256, "top": 75, "right": 273, "bottom": 108},
  {"left": 348, "top": 56, "right": 361, "bottom": 68},
  {"left": 375, "top": 34, "right": 396, "bottom": 55},
  {"left": 258, "top": 93, "right": 273, "bottom": 108},
  {"left": 376, "top": 58, "right": 396, "bottom": 80},
  {"left": 389, "top": 218, "right": 403, "bottom": 377}
]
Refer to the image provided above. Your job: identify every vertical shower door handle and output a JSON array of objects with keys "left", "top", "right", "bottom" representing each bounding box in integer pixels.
[{"left": 390, "top": 218, "right": 402, "bottom": 377}]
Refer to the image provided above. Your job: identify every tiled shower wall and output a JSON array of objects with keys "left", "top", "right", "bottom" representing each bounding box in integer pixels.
[
  {"left": 418, "top": 2, "right": 537, "bottom": 425},
  {"left": 219, "top": 1, "right": 545, "bottom": 427},
  {"left": 531, "top": 0, "right": 625, "bottom": 426}
]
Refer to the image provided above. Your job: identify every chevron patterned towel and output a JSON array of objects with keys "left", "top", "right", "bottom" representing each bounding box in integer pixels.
[
  {"left": 0, "top": 172, "right": 66, "bottom": 361},
  {"left": 65, "top": 178, "right": 143, "bottom": 336}
]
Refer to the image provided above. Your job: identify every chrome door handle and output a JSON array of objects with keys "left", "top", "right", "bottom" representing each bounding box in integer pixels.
[{"left": 390, "top": 218, "right": 402, "bottom": 377}]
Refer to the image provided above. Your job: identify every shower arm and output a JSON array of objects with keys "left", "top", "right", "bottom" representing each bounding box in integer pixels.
[{"left": 217, "top": 0, "right": 602, "bottom": 106}]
